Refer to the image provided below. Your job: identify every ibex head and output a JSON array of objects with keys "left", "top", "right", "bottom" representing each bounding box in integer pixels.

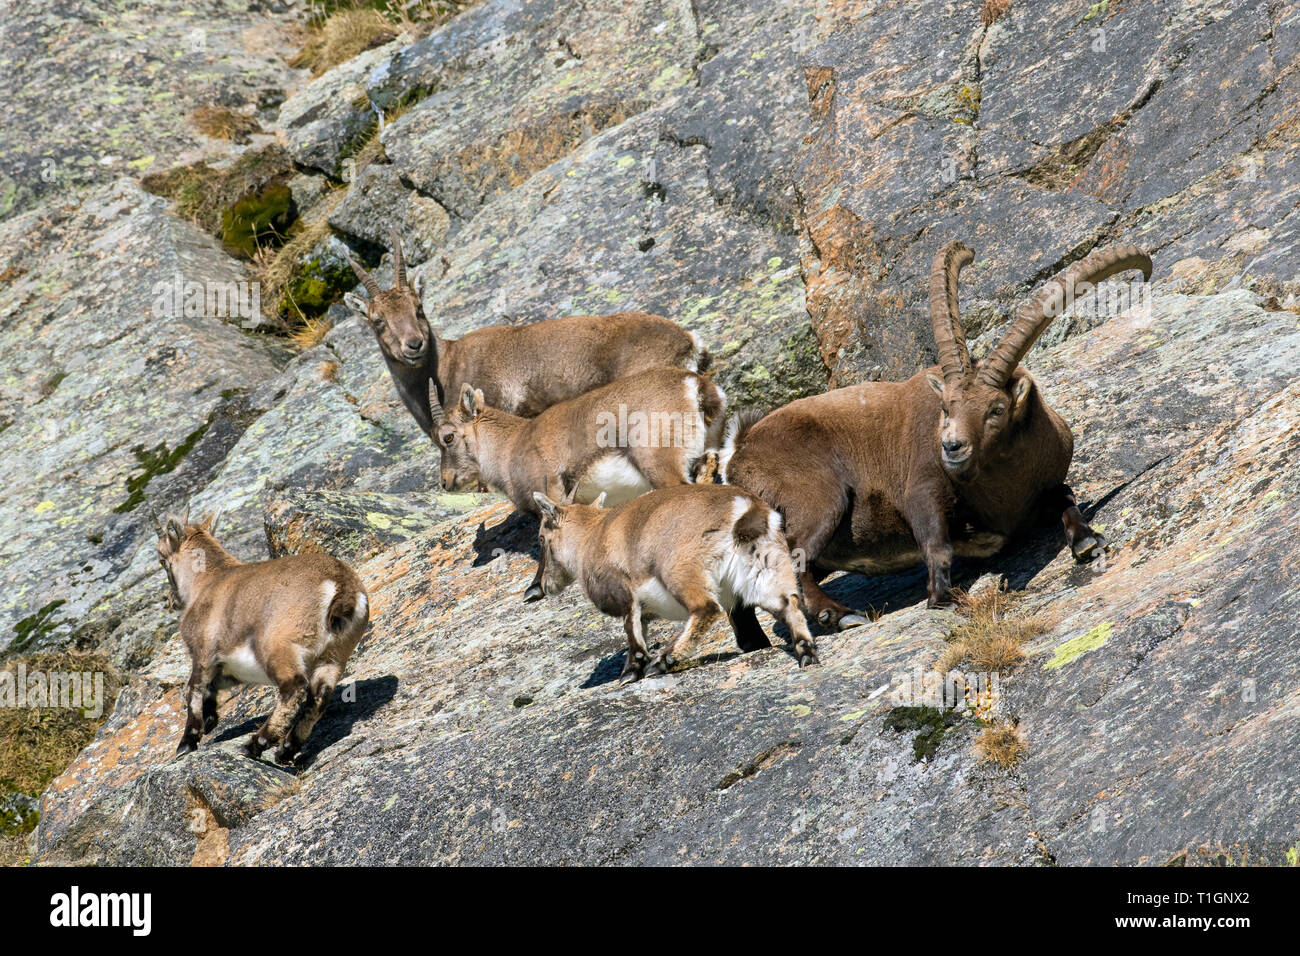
[
  {"left": 152, "top": 507, "right": 220, "bottom": 610},
  {"left": 433, "top": 383, "right": 488, "bottom": 493},
  {"left": 926, "top": 240, "right": 1152, "bottom": 481},
  {"left": 531, "top": 485, "right": 597, "bottom": 598},
  {"left": 343, "top": 227, "right": 431, "bottom": 367}
]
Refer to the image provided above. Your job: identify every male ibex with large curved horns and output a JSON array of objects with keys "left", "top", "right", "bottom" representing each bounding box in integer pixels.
[
  {"left": 721, "top": 242, "right": 1152, "bottom": 629},
  {"left": 343, "top": 228, "right": 708, "bottom": 436}
]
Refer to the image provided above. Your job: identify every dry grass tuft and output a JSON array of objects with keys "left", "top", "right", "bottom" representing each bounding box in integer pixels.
[
  {"left": 981, "top": 0, "right": 1013, "bottom": 26},
  {"left": 191, "top": 105, "right": 262, "bottom": 143},
  {"left": 937, "top": 583, "right": 1054, "bottom": 674},
  {"left": 291, "top": 318, "right": 335, "bottom": 351},
  {"left": 975, "top": 720, "right": 1027, "bottom": 769},
  {"left": 290, "top": 7, "right": 398, "bottom": 76},
  {"left": 319, "top": 359, "right": 341, "bottom": 382},
  {"left": 1, "top": 651, "right": 122, "bottom": 865}
]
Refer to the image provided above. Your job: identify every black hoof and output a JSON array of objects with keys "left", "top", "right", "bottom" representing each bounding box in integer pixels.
[
  {"left": 522, "top": 584, "right": 544, "bottom": 603},
  {"left": 816, "top": 609, "right": 835, "bottom": 627},
  {"left": 797, "top": 642, "right": 819, "bottom": 667},
  {"left": 618, "top": 668, "right": 641, "bottom": 685},
  {"left": 242, "top": 738, "right": 266, "bottom": 759},
  {"left": 736, "top": 635, "right": 772, "bottom": 652},
  {"left": 644, "top": 656, "right": 672, "bottom": 678},
  {"left": 273, "top": 745, "right": 299, "bottom": 766},
  {"left": 175, "top": 739, "right": 197, "bottom": 757},
  {"left": 838, "top": 614, "right": 870, "bottom": 631},
  {"left": 799, "top": 652, "right": 819, "bottom": 668},
  {"left": 1072, "top": 532, "right": 1107, "bottom": 563},
  {"left": 202, "top": 716, "right": 219, "bottom": 734}
]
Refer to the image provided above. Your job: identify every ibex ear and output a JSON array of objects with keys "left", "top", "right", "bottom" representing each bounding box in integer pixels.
[
  {"left": 1011, "top": 374, "right": 1034, "bottom": 420},
  {"left": 926, "top": 372, "right": 945, "bottom": 397},
  {"left": 343, "top": 292, "right": 369, "bottom": 319},
  {"left": 459, "top": 383, "right": 482, "bottom": 419},
  {"left": 164, "top": 514, "right": 185, "bottom": 549},
  {"left": 200, "top": 509, "right": 221, "bottom": 535},
  {"left": 411, "top": 270, "right": 426, "bottom": 300},
  {"left": 532, "top": 492, "right": 562, "bottom": 526}
]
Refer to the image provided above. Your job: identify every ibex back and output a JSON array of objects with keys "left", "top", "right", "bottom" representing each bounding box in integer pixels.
[
  {"left": 344, "top": 229, "right": 706, "bottom": 435},
  {"left": 532, "top": 484, "right": 818, "bottom": 683}
]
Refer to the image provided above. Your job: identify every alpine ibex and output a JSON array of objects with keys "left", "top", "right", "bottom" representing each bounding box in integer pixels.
[
  {"left": 344, "top": 229, "right": 707, "bottom": 435},
  {"left": 435, "top": 367, "right": 725, "bottom": 511},
  {"left": 723, "top": 242, "right": 1151, "bottom": 628},
  {"left": 154, "top": 509, "right": 370, "bottom": 763},
  {"left": 531, "top": 484, "right": 818, "bottom": 683},
  {"left": 438, "top": 366, "right": 724, "bottom": 600}
]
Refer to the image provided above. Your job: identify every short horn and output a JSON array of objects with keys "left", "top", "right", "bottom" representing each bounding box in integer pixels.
[
  {"left": 344, "top": 251, "right": 381, "bottom": 298},
  {"left": 929, "top": 240, "right": 975, "bottom": 384},
  {"left": 979, "top": 244, "right": 1153, "bottom": 387},
  {"left": 388, "top": 226, "right": 406, "bottom": 288},
  {"left": 428, "top": 379, "right": 444, "bottom": 425}
]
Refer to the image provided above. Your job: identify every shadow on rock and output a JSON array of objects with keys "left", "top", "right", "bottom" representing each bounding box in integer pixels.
[
  {"left": 471, "top": 509, "right": 540, "bottom": 565},
  {"left": 213, "top": 675, "right": 399, "bottom": 768}
]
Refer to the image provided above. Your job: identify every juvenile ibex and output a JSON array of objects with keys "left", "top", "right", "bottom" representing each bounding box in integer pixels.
[
  {"left": 154, "top": 509, "right": 370, "bottom": 763},
  {"left": 723, "top": 242, "right": 1151, "bottom": 628},
  {"left": 436, "top": 367, "right": 725, "bottom": 512},
  {"left": 531, "top": 484, "right": 818, "bottom": 683},
  {"left": 344, "top": 230, "right": 707, "bottom": 435},
  {"left": 438, "top": 366, "right": 724, "bottom": 600}
]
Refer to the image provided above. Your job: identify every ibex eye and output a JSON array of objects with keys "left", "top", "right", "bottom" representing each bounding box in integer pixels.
[{"left": 442, "top": 433, "right": 455, "bottom": 447}]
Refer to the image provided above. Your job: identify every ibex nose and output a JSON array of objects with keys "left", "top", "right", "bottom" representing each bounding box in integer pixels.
[
  {"left": 941, "top": 439, "right": 970, "bottom": 461},
  {"left": 402, "top": 338, "right": 425, "bottom": 357},
  {"left": 942, "top": 439, "right": 966, "bottom": 454}
]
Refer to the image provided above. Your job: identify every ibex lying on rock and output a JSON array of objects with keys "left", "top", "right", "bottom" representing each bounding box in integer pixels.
[
  {"left": 154, "top": 509, "right": 369, "bottom": 764},
  {"left": 531, "top": 485, "right": 818, "bottom": 683},
  {"left": 723, "top": 242, "right": 1151, "bottom": 628},
  {"left": 344, "top": 229, "right": 707, "bottom": 435},
  {"left": 436, "top": 367, "right": 725, "bottom": 511}
]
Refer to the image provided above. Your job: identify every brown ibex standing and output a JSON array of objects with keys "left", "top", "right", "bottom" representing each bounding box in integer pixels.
[
  {"left": 435, "top": 367, "right": 725, "bottom": 511},
  {"left": 723, "top": 242, "right": 1151, "bottom": 628},
  {"left": 531, "top": 484, "right": 818, "bottom": 683},
  {"left": 436, "top": 367, "right": 725, "bottom": 599},
  {"left": 344, "top": 229, "right": 707, "bottom": 435},
  {"left": 154, "top": 508, "right": 370, "bottom": 763}
]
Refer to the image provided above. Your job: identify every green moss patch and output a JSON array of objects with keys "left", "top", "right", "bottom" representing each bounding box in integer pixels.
[
  {"left": 141, "top": 145, "right": 297, "bottom": 260},
  {"left": 10, "top": 601, "right": 68, "bottom": 655},
  {"left": 883, "top": 705, "right": 960, "bottom": 762},
  {"left": 1044, "top": 621, "right": 1113, "bottom": 670},
  {"left": 112, "top": 420, "right": 210, "bottom": 514}
]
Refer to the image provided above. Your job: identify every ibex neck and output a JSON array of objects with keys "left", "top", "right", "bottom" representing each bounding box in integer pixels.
[
  {"left": 473, "top": 409, "right": 528, "bottom": 494},
  {"left": 177, "top": 539, "right": 241, "bottom": 609}
]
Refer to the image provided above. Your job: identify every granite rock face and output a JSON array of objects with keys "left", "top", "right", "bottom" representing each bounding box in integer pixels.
[
  {"left": 0, "top": 0, "right": 301, "bottom": 220},
  {"left": 6, "top": 0, "right": 1300, "bottom": 866}
]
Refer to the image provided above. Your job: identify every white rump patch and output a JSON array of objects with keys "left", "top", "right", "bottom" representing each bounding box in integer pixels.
[
  {"left": 576, "top": 454, "right": 652, "bottom": 506},
  {"left": 319, "top": 580, "right": 338, "bottom": 645},
  {"left": 687, "top": 330, "right": 704, "bottom": 372},
  {"left": 219, "top": 645, "right": 272, "bottom": 685},
  {"left": 635, "top": 578, "right": 689, "bottom": 621}
]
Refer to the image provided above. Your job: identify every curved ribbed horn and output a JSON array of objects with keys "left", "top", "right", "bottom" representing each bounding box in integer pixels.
[
  {"left": 929, "top": 240, "right": 975, "bottom": 384},
  {"left": 979, "top": 244, "right": 1153, "bottom": 387},
  {"left": 344, "top": 252, "right": 381, "bottom": 298},
  {"left": 388, "top": 226, "right": 406, "bottom": 288},
  {"left": 428, "top": 380, "right": 444, "bottom": 426}
]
